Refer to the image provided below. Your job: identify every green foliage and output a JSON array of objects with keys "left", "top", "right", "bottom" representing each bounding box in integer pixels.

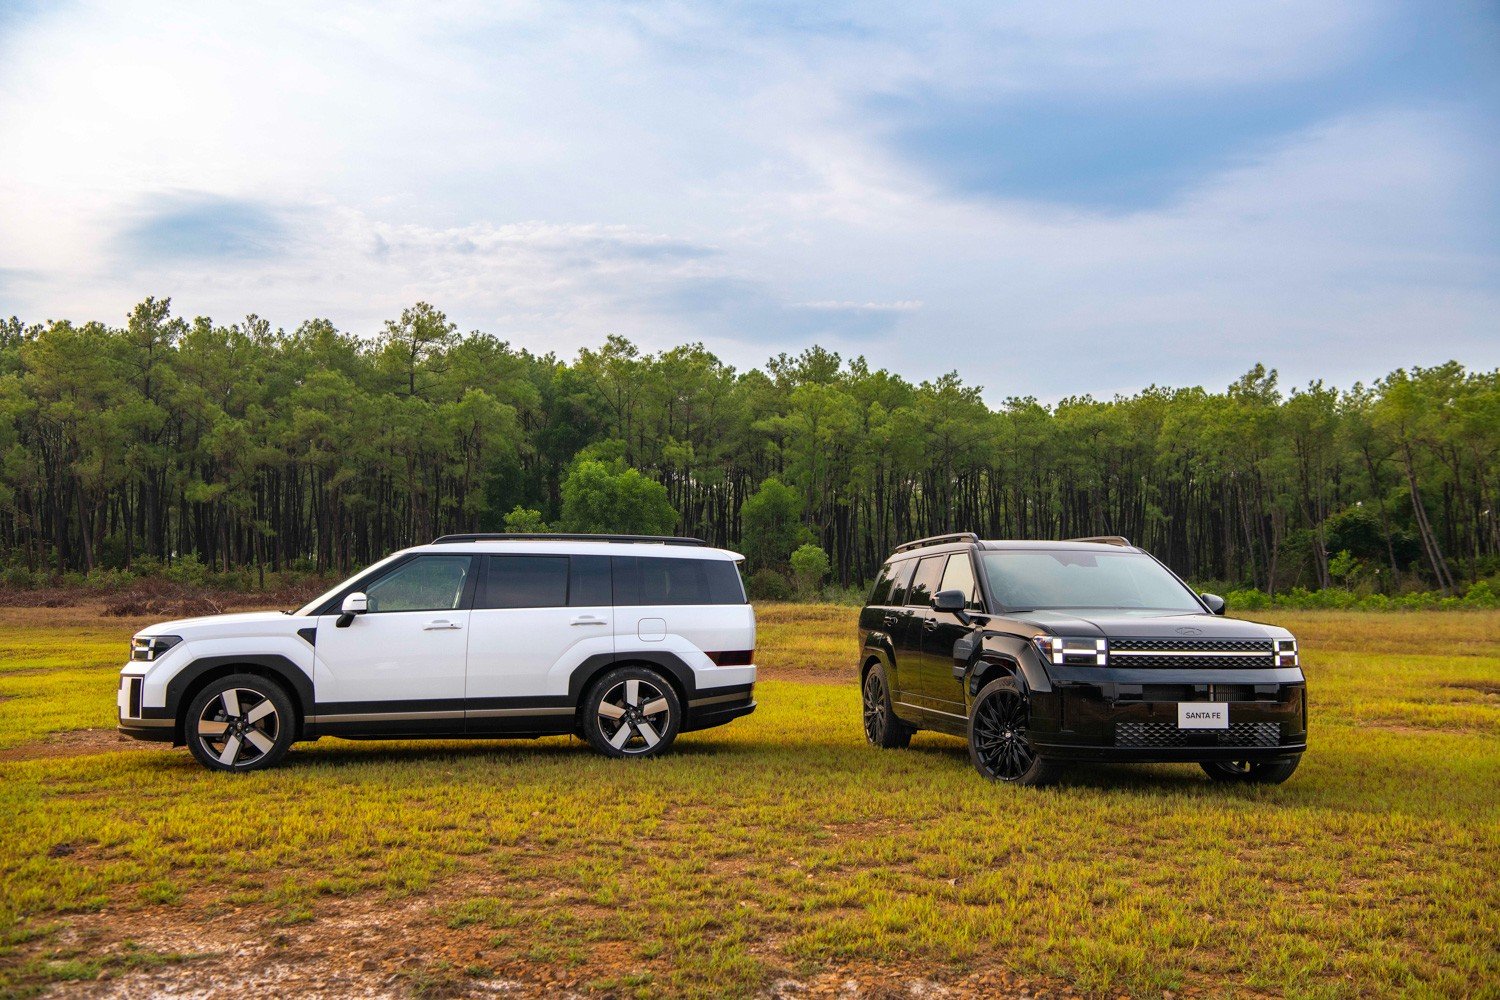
[
  {"left": 740, "top": 477, "right": 809, "bottom": 569},
  {"left": 745, "top": 568, "right": 792, "bottom": 601},
  {"left": 559, "top": 460, "right": 678, "bottom": 535},
  {"left": 502, "top": 507, "right": 548, "bottom": 533},
  {"left": 0, "top": 300, "right": 1494, "bottom": 591},
  {"left": 1221, "top": 583, "right": 1500, "bottom": 612},
  {"left": 789, "top": 544, "right": 830, "bottom": 598}
]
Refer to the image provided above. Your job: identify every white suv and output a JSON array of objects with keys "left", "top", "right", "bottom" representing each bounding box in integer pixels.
[{"left": 117, "top": 534, "right": 757, "bottom": 771}]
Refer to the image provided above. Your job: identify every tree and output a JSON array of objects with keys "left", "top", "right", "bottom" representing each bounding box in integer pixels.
[
  {"left": 789, "top": 543, "right": 830, "bottom": 598},
  {"left": 560, "top": 460, "right": 678, "bottom": 535},
  {"left": 503, "top": 507, "right": 548, "bottom": 532},
  {"left": 740, "top": 476, "right": 808, "bottom": 569}
]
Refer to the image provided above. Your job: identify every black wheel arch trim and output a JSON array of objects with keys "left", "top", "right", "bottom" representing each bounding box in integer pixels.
[
  {"left": 568, "top": 651, "right": 703, "bottom": 704},
  {"left": 958, "top": 634, "right": 1052, "bottom": 696},
  {"left": 152, "top": 655, "right": 314, "bottom": 738}
]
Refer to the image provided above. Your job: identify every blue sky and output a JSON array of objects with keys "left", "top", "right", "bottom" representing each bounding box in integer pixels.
[{"left": 0, "top": 1, "right": 1495, "bottom": 400}]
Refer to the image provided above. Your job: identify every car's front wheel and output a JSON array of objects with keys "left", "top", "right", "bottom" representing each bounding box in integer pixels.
[
  {"left": 968, "top": 676, "right": 1061, "bottom": 786},
  {"left": 1201, "top": 756, "right": 1300, "bottom": 784},
  {"left": 185, "top": 673, "right": 296, "bottom": 772},
  {"left": 583, "top": 666, "right": 682, "bottom": 758}
]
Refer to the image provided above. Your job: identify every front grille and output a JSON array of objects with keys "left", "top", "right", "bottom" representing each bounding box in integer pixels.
[
  {"left": 1116, "top": 721, "right": 1282, "bottom": 749},
  {"left": 1111, "top": 639, "right": 1272, "bottom": 653},
  {"left": 1109, "top": 638, "right": 1273, "bottom": 670}
]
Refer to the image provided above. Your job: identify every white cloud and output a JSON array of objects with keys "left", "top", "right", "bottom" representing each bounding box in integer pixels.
[{"left": 0, "top": 1, "right": 1493, "bottom": 399}]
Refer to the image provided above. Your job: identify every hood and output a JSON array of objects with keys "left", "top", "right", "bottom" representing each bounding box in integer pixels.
[
  {"left": 136, "top": 610, "right": 297, "bottom": 638},
  {"left": 1018, "top": 609, "right": 1292, "bottom": 641}
]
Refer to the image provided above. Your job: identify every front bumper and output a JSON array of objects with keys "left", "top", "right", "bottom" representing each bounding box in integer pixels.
[
  {"left": 1030, "top": 665, "right": 1306, "bottom": 763},
  {"left": 116, "top": 672, "right": 176, "bottom": 742}
]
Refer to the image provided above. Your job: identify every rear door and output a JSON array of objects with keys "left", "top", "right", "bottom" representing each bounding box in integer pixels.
[
  {"left": 918, "top": 552, "right": 982, "bottom": 718},
  {"left": 876, "top": 558, "right": 917, "bottom": 697},
  {"left": 464, "top": 554, "right": 614, "bottom": 732},
  {"left": 895, "top": 555, "right": 946, "bottom": 711}
]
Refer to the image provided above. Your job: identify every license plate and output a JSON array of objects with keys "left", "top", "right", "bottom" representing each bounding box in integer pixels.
[{"left": 1178, "top": 702, "right": 1228, "bottom": 729}]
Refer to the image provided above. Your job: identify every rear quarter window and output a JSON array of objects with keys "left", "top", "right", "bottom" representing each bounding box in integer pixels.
[{"left": 613, "top": 556, "right": 746, "bottom": 606}]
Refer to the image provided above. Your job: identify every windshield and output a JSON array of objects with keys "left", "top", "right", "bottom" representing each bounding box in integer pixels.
[{"left": 978, "top": 550, "right": 1202, "bottom": 613}]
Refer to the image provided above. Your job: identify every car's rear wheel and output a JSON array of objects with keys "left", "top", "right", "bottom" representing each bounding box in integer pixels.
[
  {"left": 1201, "top": 756, "right": 1300, "bottom": 784},
  {"left": 862, "top": 664, "right": 913, "bottom": 749},
  {"left": 583, "top": 666, "right": 681, "bottom": 758},
  {"left": 968, "top": 676, "right": 1061, "bottom": 786},
  {"left": 185, "top": 673, "right": 296, "bottom": 772}
]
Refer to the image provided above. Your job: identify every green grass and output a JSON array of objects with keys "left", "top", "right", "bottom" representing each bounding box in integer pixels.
[{"left": 0, "top": 604, "right": 1496, "bottom": 997}]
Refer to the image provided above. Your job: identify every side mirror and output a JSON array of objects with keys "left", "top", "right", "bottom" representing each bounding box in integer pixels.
[
  {"left": 1200, "top": 593, "right": 1226, "bottom": 616},
  {"left": 337, "top": 592, "right": 368, "bottom": 628},
  {"left": 933, "top": 589, "right": 971, "bottom": 624}
]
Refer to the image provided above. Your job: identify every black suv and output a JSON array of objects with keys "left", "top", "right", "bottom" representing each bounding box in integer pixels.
[{"left": 858, "top": 534, "right": 1306, "bottom": 786}]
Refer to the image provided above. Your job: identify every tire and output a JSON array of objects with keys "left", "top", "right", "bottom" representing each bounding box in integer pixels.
[
  {"left": 185, "top": 673, "right": 297, "bottom": 772},
  {"left": 862, "top": 663, "right": 913, "bottom": 749},
  {"left": 582, "top": 666, "right": 682, "bottom": 759},
  {"left": 968, "top": 675, "right": 1062, "bottom": 786},
  {"left": 1201, "top": 755, "right": 1300, "bottom": 785}
]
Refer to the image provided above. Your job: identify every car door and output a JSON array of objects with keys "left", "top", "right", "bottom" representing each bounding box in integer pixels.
[
  {"left": 919, "top": 552, "right": 982, "bottom": 720},
  {"left": 877, "top": 558, "right": 918, "bottom": 697},
  {"left": 896, "top": 555, "right": 946, "bottom": 714},
  {"left": 312, "top": 553, "right": 475, "bottom": 732},
  {"left": 464, "top": 553, "right": 614, "bottom": 733}
]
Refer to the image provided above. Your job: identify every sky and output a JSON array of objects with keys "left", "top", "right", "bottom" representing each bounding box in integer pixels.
[{"left": 1, "top": 0, "right": 1497, "bottom": 402}]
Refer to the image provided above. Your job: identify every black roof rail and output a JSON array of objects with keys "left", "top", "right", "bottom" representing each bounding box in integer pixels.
[
  {"left": 430, "top": 533, "right": 706, "bottom": 547},
  {"left": 1065, "top": 535, "right": 1132, "bottom": 547},
  {"left": 893, "top": 531, "right": 981, "bottom": 554}
]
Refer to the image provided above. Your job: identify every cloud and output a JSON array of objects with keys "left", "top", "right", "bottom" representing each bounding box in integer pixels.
[{"left": 0, "top": 1, "right": 1494, "bottom": 400}]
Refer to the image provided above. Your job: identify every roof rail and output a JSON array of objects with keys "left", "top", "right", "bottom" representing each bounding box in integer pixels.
[
  {"left": 1065, "top": 535, "right": 1132, "bottom": 547},
  {"left": 431, "top": 533, "right": 706, "bottom": 546},
  {"left": 893, "top": 531, "right": 981, "bottom": 554}
]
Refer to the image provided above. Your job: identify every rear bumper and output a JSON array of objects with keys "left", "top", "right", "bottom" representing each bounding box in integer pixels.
[
  {"left": 682, "top": 683, "right": 755, "bottom": 732},
  {"left": 1030, "top": 667, "right": 1307, "bottom": 763}
]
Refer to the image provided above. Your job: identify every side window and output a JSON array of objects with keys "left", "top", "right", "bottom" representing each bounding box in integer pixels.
[
  {"left": 479, "top": 555, "right": 569, "bottom": 610},
  {"left": 868, "top": 563, "right": 896, "bottom": 605},
  {"left": 938, "top": 553, "right": 982, "bottom": 610},
  {"left": 613, "top": 556, "right": 743, "bottom": 606},
  {"left": 887, "top": 559, "right": 916, "bottom": 606},
  {"left": 569, "top": 555, "right": 611, "bottom": 607},
  {"left": 365, "top": 555, "right": 472, "bottom": 613},
  {"left": 907, "top": 556, "right": 945, "bottom": 608}
]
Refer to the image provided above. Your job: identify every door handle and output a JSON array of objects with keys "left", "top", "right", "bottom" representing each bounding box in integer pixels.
[
  {"left": 424, "top": 620, "right": 462, "bottom": 631},
  {"left": 883, "top": 614, "right": 898, "bottom": 628},
  {"left": 922, "top": 618, "right": 939, "bottom": 631},
  {"left": 570, "top": 616, "right": 607, "bottom": 627}
]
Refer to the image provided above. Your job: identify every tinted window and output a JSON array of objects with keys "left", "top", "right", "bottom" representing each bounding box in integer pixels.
[
  {"left": 569, "top": 555, "right": 612, "bottom": 607},
  {"left": 613, "top": 556, "right": 744, "bottom": 606},
  {"left": 365, "top": 555, "right": 472, "bottom": 613},
  {"left": 868, "top": 563, "right": 897, "bottom": 605},
  {"left": 907, "top": 556, "right": 945, "bottom": 607},
  {"left": 480, "top": 555, "right": 569, "bottom": 609},
  {"left": 887, "top": 559, "right": 916, "bottom": 606},
  {"left": 938, "top": 554, "right": 983, "bottom": 610}
]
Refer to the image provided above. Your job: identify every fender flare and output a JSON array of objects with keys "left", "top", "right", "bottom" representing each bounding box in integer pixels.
[
  {"left": 567, "top": 651, "right": 700, "bottom": 704},
  {"left": 960, "top": 634, "right": 1053, "bottom": 697},
  {"left": 158, "top": 654, "right": 315, "bottom": 728}
]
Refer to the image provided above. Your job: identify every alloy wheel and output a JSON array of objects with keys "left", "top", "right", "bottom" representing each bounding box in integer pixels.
[
  {"left": 972, "top": 689, "right": 1036, "bottom": 781},
  {"left": 596, "top": 678, "right": 671, "bottom": 754},
  {"left": 197, "top": 687, "right": 280, "bottom": 768},
  {"left": 862, "top": 672, "right": 887, "bottom": 744}
]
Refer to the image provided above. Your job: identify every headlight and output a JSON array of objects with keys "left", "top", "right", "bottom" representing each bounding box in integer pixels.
[
  {"left": 1274, "top": 638, "right": 1298, "bottom": 667},
  {"left": 130, "top": 635, "right": 182, "bottom": 662},
  {"left": 1033, "top": 635, "right": 1108, "bottom": 666}
]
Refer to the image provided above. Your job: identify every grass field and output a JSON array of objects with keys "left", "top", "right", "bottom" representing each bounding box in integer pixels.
[{"left": 1, "top": 604, "right": 1497, "bottom": 998}]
